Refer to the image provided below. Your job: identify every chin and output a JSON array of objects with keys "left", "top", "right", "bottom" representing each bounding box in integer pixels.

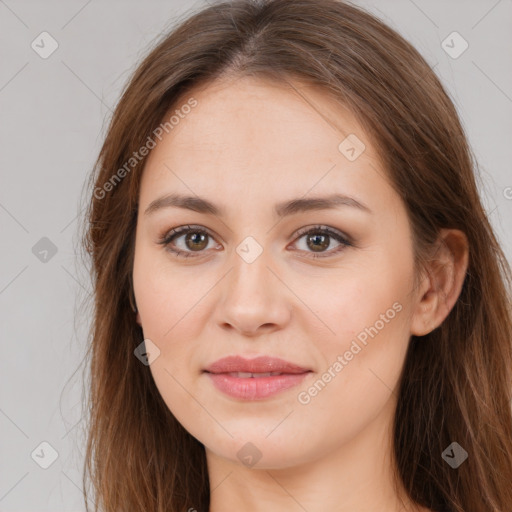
[{"left": 201, "top": 425, "right": 324, "bottom": 470}]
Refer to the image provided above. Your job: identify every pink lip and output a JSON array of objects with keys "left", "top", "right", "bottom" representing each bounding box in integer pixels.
[{"left": 204, "top": 356, "right": 312, "bottom": 400}]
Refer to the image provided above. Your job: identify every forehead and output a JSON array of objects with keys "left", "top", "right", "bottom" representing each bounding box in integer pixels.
[
  {"left": 157, "top": 75, "right": 369, "bottom": 156},
  {"left": 138, "top": 75, "right": 393, "bottom": 216}
]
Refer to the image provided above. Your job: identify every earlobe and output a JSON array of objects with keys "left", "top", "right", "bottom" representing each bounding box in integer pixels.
[
  {"left": 129, "top": 289, "right": 142, "bottom": 327},
  {"left": 410, "top": 228, "right": 469, "bottom": 337}
]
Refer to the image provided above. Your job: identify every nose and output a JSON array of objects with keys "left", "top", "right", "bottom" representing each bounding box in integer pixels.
[{"left": 214, "top": 248, "right": 292, "bottom": 337}]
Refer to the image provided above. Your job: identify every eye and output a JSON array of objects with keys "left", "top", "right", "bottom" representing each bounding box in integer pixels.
[
  {"left": 157, "top": 224, "right": 352, "bottom": 259},
  {"left": 157, "top": 224, "right": 219, "bottom": 258},
  {"left": 291, "top": 225, "right": 352, "bottom": 259}
]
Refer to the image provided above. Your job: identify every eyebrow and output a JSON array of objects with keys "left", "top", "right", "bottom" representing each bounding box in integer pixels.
[{"left": 144, "top": 192, "right": 372, "bottom": 218}]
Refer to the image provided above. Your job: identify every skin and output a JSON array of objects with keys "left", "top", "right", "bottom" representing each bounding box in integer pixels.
[{"left": 132, "top": 75, "right": 469, "bottom": 512}]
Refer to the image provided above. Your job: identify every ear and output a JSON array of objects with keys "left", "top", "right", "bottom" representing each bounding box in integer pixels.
[
  {"left": 410, "top": 228, "right": 469, "bottom": 336},
  {"left": 128, "top": 282, "right": 142, "bottom": 326}
]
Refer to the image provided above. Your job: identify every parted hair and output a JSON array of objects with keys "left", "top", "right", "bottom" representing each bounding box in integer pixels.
[{"left": 80, "top": 1, "right": 512, "bottom": 511}]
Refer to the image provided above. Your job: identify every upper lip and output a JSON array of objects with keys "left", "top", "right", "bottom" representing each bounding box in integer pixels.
[{"left": 204, "top": 356, "right": 311, "bottom": 374}]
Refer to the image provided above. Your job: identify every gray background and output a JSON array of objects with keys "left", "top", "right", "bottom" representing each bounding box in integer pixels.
[{"left": 1, "top": 0, "right": 511, "bottom": 510}]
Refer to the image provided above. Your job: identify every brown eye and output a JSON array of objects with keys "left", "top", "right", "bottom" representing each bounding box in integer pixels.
[
  {"left": 158, "top": 224, "right": 352, "bottom": 260},
  {"left": 158, "top": 225, "right": 217, "bottom": 258},
  {"left": 292, "top": 226, "right": 352, "bottom": 259},
  {"left": 305, "top": 233, "right": 330, "bottom": 252},
  {"left": 184, "top": 231, "right": 209, "bottom": 251}
]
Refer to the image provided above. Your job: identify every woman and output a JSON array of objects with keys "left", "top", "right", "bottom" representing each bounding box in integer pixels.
[{"left": 80, "top": 0, "right": 512, "bottom": 511}]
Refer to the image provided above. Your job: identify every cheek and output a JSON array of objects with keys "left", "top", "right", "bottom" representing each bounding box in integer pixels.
[
  {"left": 292, "top": 259, "right": 412, "bottom": 407},
  {"left": 291, "top": 255, "right": 409, "bottom": 344},
  {"left": 134, "top": 268, "right": 210, "bottom": 440},
  {"left": 132, "top": 248, "right": 209, "bottom": 392},
  {"left": 133, "top": 245, "right": 203, "bottom": 338},
  {"left": 289, "top": 293, "right": 410, "bottom": 460}
]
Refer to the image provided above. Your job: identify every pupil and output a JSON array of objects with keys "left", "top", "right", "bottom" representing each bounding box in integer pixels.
[
  {"left": 308, "top": 234, "right": 328, "bottom": 252},
  {"left": 187, "top": 232, "right": 207, "bottom": 251}
]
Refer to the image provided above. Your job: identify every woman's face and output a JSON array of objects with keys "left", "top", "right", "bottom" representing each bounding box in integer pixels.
[{"left": 132, "top": 76, "right": 424, "bottom": 469}]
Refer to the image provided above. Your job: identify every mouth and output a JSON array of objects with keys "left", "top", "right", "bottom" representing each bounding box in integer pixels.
[{"left": 203, "top": 355, "right": 312, "bottom": 400}]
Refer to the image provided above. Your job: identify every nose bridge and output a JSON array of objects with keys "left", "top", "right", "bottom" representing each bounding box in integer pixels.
[
  {"left": 228, "top": 236, "right": 275, "bottom": 301},
  {"left": 215, "top": 235, "right": 291, "bottom": 334}
]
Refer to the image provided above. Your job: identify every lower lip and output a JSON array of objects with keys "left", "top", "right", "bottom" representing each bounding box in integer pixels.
[{"left": 206, "top": 372, "right": 310, "bottom": 400}]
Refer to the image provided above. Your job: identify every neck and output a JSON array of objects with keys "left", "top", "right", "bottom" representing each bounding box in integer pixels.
[{"left": 206, "top": 396, "right": 427, "bottom": 512}]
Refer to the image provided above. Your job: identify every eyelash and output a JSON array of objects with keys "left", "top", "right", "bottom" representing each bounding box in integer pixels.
[{"left": 157, "top": 224, "right": 352, "bottom": 259}]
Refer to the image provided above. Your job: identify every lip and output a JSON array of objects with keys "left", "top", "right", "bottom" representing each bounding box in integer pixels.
[
  {"left": 205, "top": 355, "right": 310, "bottom": 374},
  {"left": 204, "top": 356, "right": 312, "bottom": 400}
]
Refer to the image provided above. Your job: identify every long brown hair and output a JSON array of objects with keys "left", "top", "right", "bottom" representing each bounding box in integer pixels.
[{"left": 79, "top": 1, "right": 512, "bottom": 510}]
